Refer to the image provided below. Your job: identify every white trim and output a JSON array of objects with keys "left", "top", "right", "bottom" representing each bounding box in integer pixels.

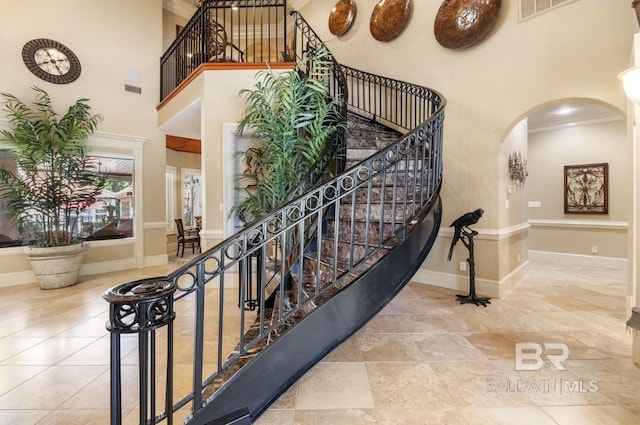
[
  {"left": 438, "top": 222, "right": 530, "bottom": 241},
  {"left": 80, "top": 258, "right": 138, "bottom": 276},
  {"left": 411, "top": 260, "right": 529, "bottom": 299},
  {"left": 144, "top": 254, "right": 170, "bottom": 268},
  {"left": 166, "top": 166, "right": 177, "bottom": 232},
  {"left": 223, "top": 123, "right": 239, "bottom": 238},
  {"left": 529, "top": 250, "right": 627, "bottom": 270},
  {"left": 498, "top": 261, "right": 529, "bottom": 297},
  {"left": 200, "top": 228, "right": 225, "bottom": 241},
  {"left": 529, "top": 219, "right": 628, "bottom": 230},
  {"left": 0, "top": 270, "right": 36, "bottom": 288},
  {"left": 411, "top": 269, "right": 500, "bottom": 299},
  {"left": 144, "top": 221, "right": 170, "bottom": 229},
  {"left": 83, "top": 238, "right": 135, "bottom": 248},
  {"left": 0, "top": 246, "right": 27, "bottom": 257},
  {"left": 88, "top": 131, "right": 148, "bottom": 148}
]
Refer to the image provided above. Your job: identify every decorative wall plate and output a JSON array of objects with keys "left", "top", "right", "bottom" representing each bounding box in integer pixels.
[
  {"left": 434, "top": 0, "right": 502, "bottom": 49},
  {"left": 370, "top": 0, "right": 411, "bottom": 42},
  {"left": 329, "top": 0, "right": 356, "bottom": 37}
]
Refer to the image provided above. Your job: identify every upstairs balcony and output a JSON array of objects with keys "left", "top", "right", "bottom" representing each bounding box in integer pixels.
[{"left": 160, "top": 0, "right": 292, "bottom": 101}]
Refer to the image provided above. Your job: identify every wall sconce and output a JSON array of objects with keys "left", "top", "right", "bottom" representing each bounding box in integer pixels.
[
  {"left": 618, "top": 66, "right": 640, "bottom": 104},
  {"left": 627, "top": 306, "right": 640, "bottom": 334},
  {"left": 507, "top": 150, "right": 528, "bottom": 186}
]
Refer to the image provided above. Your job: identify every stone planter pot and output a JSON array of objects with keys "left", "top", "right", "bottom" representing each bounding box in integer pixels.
[{"left": 25, "top": 244, "right": 89, "bottom": 289}]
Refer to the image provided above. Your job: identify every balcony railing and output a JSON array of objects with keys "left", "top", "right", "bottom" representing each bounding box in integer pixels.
[{"left": 160, "top": 0, "right": 289, "bottom": 101}]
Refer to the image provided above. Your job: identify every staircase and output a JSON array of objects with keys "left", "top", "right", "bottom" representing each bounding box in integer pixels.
[
  {"left": 103, "top": 8, "right": 445, "bottom": 425},
  {"left": 196, "top": 112, "right": 418, "bottom": 395}
]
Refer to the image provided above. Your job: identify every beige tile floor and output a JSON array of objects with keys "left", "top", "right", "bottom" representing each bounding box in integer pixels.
[{"left": 1, "top": 259, "right": 639, "bottom": 425}]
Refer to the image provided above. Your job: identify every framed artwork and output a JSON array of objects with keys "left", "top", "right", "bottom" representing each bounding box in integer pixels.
[{"left": 564, "top": 163, "right": 608, "bottom": 214}]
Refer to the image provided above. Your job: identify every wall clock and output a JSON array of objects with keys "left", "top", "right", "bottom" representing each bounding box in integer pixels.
[{"left": 22, "top": 38, "right": 81, "bottom": 84}]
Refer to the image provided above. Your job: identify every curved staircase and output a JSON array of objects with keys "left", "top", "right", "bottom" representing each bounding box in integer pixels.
[{"left": 103, "top": 9, "right": 446, "bottom": 425}]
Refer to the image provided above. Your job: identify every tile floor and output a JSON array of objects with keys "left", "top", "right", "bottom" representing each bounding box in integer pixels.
[{"left": 1, "top": 260, "right": 639, "bottom": 425}]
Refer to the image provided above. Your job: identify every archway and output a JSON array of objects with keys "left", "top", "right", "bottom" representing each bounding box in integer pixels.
[{"left": 501, "top": 99, "right": 626, "bottom": 270}]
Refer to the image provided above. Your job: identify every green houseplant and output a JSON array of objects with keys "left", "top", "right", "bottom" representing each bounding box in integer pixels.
[
  {"left": 0, "top": 87, "right": 106, "bottom": 288},
  {"left": 231, "top": 45, "right": 345, "bottom": 223}
]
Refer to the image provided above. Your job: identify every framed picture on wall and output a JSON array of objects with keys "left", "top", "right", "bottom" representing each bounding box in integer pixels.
[{"left": 564, "top": 163, "right": 608, "bottom": 214}]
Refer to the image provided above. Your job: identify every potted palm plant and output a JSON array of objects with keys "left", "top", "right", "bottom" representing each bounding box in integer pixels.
[
  {"left": 0, "top": 87, "right": 106, "bottom": 289},
  {"left": 230, "top": 46, "right": 345, "bottom": 223}
]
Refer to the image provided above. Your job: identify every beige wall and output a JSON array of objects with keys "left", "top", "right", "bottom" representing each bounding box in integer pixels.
[
  {"left": 528, "top": 120, "right": 628, "bottom": 221},
  {"left": 528, "top": 118, "right": 628, "bottom": 258},
  {"left": 0, "top": 0, "right": 167, "bottom": 286},
  {"left": 163, "top": 10, "right": 190, "bottom": 51},
  {"left": 158, "top": 68, "right": 286, "bottom": 250},
  {"left": 299, "top": 0, "right": 633, "bottom": 296}
]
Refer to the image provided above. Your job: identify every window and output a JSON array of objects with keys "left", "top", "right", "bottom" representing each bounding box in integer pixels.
[
  {"left": 75, "top": 155, "right": 135, "bottom": 241},
  {"left": 182, "top": 169, "right": 202, "bottom": 228},
  {"left": 0, "top": 153, "right": 135, "bottom": 246}
]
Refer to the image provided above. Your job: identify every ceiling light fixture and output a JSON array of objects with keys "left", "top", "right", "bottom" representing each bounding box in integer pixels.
[{"left": 618, "top": 66, "right": 640, "bottom": 104}]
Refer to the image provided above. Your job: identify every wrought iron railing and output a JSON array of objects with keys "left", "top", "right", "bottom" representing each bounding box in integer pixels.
[
  {"left": 160, "top": 0, "right": 289, "bottom": 101},
  {"left": 105, "top": 11, "right": 446, "bottom": 425}
]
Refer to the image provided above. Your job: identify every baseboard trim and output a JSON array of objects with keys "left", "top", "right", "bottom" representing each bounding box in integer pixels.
[
  {"left": 528, "top": 250, "right": 627, "bottom": 270},
  {"left": 411, "top": 269, "right": 500, "bottom": 299},
  {"left": 1, "top": 255, "right": 169, "bottom": 287},
  {"left": 80, "top": 258, "right": 138, "bottom": 277},
  {"left": 0, "top": 271, "right": 37, "bottom": 288},
  {"left": 144, "top": 254, "right": 169, "bottom": 268},
  {"left": 411, "top": 261, "right": 529, "bottom": 299}
]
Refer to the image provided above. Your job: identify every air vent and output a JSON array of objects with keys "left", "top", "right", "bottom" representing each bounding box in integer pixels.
[
  {"left": 519, "top": 0, "right": 578, "bottom": 21},
  {"left": 124, "top": 84, "right": 142, "bottom": 94}
]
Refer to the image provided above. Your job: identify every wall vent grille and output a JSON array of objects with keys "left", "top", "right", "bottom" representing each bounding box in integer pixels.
[
  {"left": 125, "top": 84, "right": 142, "bottom": 94},
  {"left": 519, "top": 0, "right": 578, "bottom": 21}
]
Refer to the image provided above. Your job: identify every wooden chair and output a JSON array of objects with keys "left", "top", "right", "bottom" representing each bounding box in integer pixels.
[{"left": 174, "top": 218, "right": 200, "bottom": 257}]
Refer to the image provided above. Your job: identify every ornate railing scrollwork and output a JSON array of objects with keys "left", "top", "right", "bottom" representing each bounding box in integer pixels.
[{"left": 103, "top": 280, "right": 177, "bottom": 425}]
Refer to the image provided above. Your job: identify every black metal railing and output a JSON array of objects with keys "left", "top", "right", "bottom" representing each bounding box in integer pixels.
[
  {"left": 160, "top": 0, "right": 289, "bottom": 101},
  {"left": 105, "top": 12, "right": 446, "bottom": 425}
]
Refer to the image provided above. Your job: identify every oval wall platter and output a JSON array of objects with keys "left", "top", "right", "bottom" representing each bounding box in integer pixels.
[
  {"left": 370, "top": 0, "right": 411, "bottom": 42},
  {"left": 434, "top": 0, "right": 502, "bottom": 49},
  {"left": 329, "top": 0, "right": 356, "bottom": 37}
]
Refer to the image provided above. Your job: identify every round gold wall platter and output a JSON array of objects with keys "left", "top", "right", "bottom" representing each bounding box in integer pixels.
[
  {"left": 370, "top": 0, "right": 411, "bottom": 42},
  {"left": 434, "top": 0, "right": 502, "bottom": 49},
  {"left": 329, "top": 0, "right": 356, "bottom": 37}
]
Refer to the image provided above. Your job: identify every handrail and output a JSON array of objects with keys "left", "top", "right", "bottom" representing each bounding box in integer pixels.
[
  {"left": 160, "top": 0, "right": 289, "bottom": 101},
  {"left": 105, "top": 10, "right": 446, "bottom": 425}
]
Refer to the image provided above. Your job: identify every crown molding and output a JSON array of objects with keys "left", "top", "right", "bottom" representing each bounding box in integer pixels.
[{"left": 163, "top": 0, "right": 196, "bottom": 19}]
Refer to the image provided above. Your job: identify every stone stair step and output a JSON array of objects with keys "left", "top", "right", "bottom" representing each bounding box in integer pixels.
[
  {"left": 345, "top": 158, "right": 430, "bottom": 171},
  {"left": 336, "top": 202, "right": 413, "bottom": 224},
  {"left": 351, "top": 185, "right": 429, "bottom": 203},
  {"left": 323, "top": 218, "right": 397, "bottom": 241}
]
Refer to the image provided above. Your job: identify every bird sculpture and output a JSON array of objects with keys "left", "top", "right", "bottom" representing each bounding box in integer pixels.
[
  {"left": 447, "top": 208, "right": 484, "bottom": 261},
  {"left": 446, "top": 208, "right": 490, "bottom": 307}
]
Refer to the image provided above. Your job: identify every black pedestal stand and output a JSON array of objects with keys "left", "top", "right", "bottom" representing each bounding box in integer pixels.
[{"left": 455, "top": 228, "right": 491, "bottom": 307}]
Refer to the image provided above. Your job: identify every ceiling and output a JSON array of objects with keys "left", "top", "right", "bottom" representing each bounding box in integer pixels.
[{"left": 527, "top": 102, "right": 623, "bottom": 133}]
